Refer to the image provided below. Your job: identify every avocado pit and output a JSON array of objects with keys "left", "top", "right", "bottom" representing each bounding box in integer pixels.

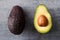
[{"left": 37, "top": 15, "right": 48, "bottom": 27}]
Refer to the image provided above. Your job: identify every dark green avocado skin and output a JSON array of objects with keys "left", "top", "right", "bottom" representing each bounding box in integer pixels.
[{"left": 8, "top": 6, "right": 25, "bottom": 35}]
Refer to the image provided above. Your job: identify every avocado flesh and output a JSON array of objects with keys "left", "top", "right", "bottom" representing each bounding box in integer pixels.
[{"left": 34, "top": 4, "right": 52, "bottom": 34}]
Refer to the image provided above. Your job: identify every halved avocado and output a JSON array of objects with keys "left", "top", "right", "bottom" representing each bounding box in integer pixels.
[{"left": 34, "top": 4, "right": 52, "bottom": 34}]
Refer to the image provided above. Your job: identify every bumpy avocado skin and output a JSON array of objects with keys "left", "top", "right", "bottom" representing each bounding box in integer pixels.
[
  {"left": 34, "top": 4, "right": 52, "bottom": 34},
  {"left": 8, "top": 6, "right": 25, "bottom": 35}
]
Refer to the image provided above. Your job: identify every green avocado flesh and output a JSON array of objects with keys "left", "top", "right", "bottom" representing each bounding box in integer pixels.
[{"left": 34, "top": 4, "right": 52, "bottom": 34}]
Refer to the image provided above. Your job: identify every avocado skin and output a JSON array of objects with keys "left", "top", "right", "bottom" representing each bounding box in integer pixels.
[{"left": 8, "top": 6, "right": 25, "bottom": 35}]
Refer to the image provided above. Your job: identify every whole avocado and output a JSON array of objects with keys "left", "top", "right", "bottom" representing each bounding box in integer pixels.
[{"left": 8, "top": 6, "right": 25, "bottom": 35}]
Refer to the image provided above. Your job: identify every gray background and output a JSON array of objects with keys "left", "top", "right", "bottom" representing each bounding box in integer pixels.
[{"left": 0, "top": 0, "right": 60, "bottom": 40}]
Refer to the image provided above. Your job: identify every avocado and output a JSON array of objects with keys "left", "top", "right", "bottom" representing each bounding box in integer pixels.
[
  {"left": 34, "top": 4, "right": 52, "bottom": 34},
  {"left": 8, "top": 6, "right": 25, "bottom": 35}
]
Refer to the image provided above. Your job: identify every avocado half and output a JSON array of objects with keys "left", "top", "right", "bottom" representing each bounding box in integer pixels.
[{"left": 34, "top": 4, "right": 52, "bottom": 34}]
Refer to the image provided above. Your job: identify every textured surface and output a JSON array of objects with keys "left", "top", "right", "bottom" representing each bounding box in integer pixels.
[{"left": 0, "top": 0, "right": 60, "bottom": 40}]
